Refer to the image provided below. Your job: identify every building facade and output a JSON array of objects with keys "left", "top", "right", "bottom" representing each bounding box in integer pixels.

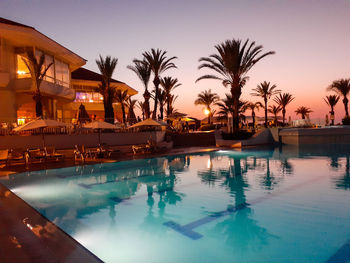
[{"left": 0, "top": 17, "right": 137, "bottom": 125}]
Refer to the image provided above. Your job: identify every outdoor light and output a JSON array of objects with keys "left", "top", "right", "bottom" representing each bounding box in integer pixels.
[
  {"left": 17, "top": 70, "right": 26, "bottom": 75},
  {"left": 204, "top": 108, "right": 210, "bottom": 116},
  {"left": 82, "top": 95, "right": 86, "bottom": 99},
  {"left": 89, "top": 99, "right": 93, "bottom": 103}
]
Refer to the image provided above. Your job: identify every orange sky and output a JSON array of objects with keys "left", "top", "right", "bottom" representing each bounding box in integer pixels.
[{"left": 2, "top": 0, "right": 350, "bottom": 122}]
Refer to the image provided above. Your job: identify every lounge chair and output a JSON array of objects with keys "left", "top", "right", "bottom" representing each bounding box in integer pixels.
[
  {"left": 7, "top": 149, "right": 26, "bottom": 166},
  {"left": 0, "top": 149, "right": 8, "bottom": 166},
  {"left": 44, "top": 146, "right": 64, "bottom": 161},
  {"left": 132, "top": 139, "right": 156, "bottom": 155},
  {"left": 98, "top": 144, "right": 120, "bottom": 158},
  {"left": 26, "top": 148, "right": 46, "bottom": 164},
  {"left": 74, "top": 145, "right": 85, "bottom": 162}
]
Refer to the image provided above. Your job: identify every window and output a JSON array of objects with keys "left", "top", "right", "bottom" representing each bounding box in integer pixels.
[
  {"left": 16, "top": 54, "right": 31, "bottom": 79},
  {"left": 75, "top": 92, "right": 103, "bottom": 103},
  {"left": 55, "top": 58, "right": 70, "bottom": 87},
  {"left": 44, "top": 54, "right": 55, "bottom": 83}
]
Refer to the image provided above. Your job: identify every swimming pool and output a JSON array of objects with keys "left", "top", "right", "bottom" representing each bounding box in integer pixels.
[{"left": 2, "top": 146, "right": 350, "bottom": 262}]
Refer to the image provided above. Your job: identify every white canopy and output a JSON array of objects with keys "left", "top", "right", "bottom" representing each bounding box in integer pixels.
[
  {"left": 13, "top": 118, "right": 68, "bottom": 132},
  {"left": 83, "top": 121, "right": 121, "bottom": 129},
  {"left": 128, "top": 118, "right": 167, "bottom": 129}
]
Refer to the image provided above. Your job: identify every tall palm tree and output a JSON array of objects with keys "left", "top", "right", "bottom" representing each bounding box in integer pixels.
[
  {"left": 268, "top": 105, "right": 282, "bottom": 126},
  {"left": 96, "top": 55, "right": 118, "bottom": 123},
  {"left": 273, "top": 93, "right": 294, "bottom": 126},
  {"left": 216, "top": 94, "right": 247, "bottom": 121},
  {"left": 251, "top": 81, "right": 281, "bottom": 127},
  {"left": 327, "top": 79, "right": 350, "bottom": 117},
  {"left": 126, "top": 97, "right": 137, "bottom": 124},
  {"left": 166, "top": 94, "right": 178, "bottom": 116},
  {"left": 194, "top": 89, "right": 220, "bottom": 124},
  {"left": 127, "top": 59, "right": 152, "bottom": 119},
  {"left": 324, "top": 95, "right": 340, "bottom": 125},
  {"left": 157, "top": 89, "right": 167, "bottom": 120},
  {"left": 295, "top": 106, "right": 312, "bottom": 119},
  {"left": 142, "top": 49, "right": 177, "bottom": 119},
  {"left": 22, "top": 50, "right": 53, "bottom": 117},
  {"left": 244, "top": 102, "right": 263, "bottom": 128},
  {"left": 115, "top": 90, "right": 129, "bottom": 124},
  {"left": 160, "top": 76, "right": 181, "bottom": 118},
  {"left": 196, "top": 38, "right": 275, "bottom": 133},
  {"left": 137, "top": 101, "right": 145, "bottom": 120}
]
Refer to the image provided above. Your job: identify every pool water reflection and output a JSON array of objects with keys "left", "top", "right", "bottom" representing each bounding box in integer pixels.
[{"left": 2, "top": 145, "right": 350, "bottom": 263}]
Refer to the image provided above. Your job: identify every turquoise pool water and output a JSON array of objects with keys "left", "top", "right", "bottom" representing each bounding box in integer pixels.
[{"left": 2, "top": 146, "right": 350, "bottom": 262}]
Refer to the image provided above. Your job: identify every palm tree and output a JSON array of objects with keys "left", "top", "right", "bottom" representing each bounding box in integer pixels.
[
  {"left": 166, "top": 94, "right": 178, "bottom": 116},
  {"left": 160, "top": 76, "right": 181, "bottom": 118},
  {"left": 142, "top": 49, "right": 177, "bottom": 119},
  {"left": 327, "top": 79, "right": 350, "bottom": 117},
  {"left": 273, "top": 93, "right": 294, "bottom": 126},
  {"left": 295, "top": 106, "right": 312, "bottom": 119},
  {"left": 268, "top": 105, "right": 281, "bottom": 126},
  {"left": 137, "top": 101, "right": 145, "bottom": 120},
  {"left": 126, "top": 97, "right": 137, "bottom": 124},
  {"left": 251, "top": 81, "right": 281, "bottom": 127},
  {"left": 244, "top": 102, "right": 263, "bottom": 129},
  {"left": 324, "top": 95, "right": 340, "bottom": 125},
  {"left": 115, "top": 90, "right": 129, "bottom": 124},
  {"left": 127, "top": 59, "right": 152, "bottom": 119},
  {"left": 194, "top": 89, "right": 220, "bottom": 124},
  {"left": 96, "top": 55, "right": 118, "bottom": 123},
  {"left": 22, "top": 50, "right": 53, "bottom": 117},
  {"left": 196, "top": 38, "right": 275, "bottom": 133},
  {"left": 157, "top": 89, "right": 167, "bottom": 120}
]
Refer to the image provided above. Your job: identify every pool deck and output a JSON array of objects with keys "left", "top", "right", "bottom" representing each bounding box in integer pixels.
[{"left": 0, "top": 146, "right": 218, "bottom": 263}]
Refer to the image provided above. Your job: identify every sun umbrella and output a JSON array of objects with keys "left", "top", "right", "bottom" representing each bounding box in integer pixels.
[
  {"left": 167, "top": 112, "right": 187, "bottom": 119},
  {"left": 128, "top": 118, "right": 167, "bottom": 129},
  {"left": 83, "top": 120, "right": 121, "bottom": 144},
  {"left": 13, "top": 118, "right": 68, "bottom": 147}
]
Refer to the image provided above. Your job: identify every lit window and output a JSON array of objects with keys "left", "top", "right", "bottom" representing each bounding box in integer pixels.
[{"left": 16, "top": 54, "right": 31, "bottom": 79}]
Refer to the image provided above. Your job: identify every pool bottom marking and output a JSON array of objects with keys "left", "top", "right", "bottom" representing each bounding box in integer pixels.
[
  {"left": 164, "top": 175, "right": 327, "bottom": 240},
  {"left": 164, "top": 203, "right": 248, "bottom": 240}
]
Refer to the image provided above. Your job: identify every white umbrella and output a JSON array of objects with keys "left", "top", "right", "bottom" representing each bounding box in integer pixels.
[
  {"left": 128, "top": 118, "right": 167, "bottom": 129},
  {"left": 13, "top": 118, "right": 68, "bottom": 147},
  {"left": 83, "top": 120, "right": 121, "bottom": 144}
]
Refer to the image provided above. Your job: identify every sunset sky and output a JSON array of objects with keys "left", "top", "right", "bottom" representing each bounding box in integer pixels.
[{"left": 2, "top": 0, "right": 350, "bottom": 122}]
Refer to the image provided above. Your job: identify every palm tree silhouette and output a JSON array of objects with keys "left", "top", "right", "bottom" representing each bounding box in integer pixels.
[
  {"left": 274, "top": 93, "right": 294, "bottom": 126},
  {"left": 251, "top": 81, "right": 281, "bottom": 127},
  {"left": 96, "top": 55, "right": 118, "bottom": 123},
  {"left": 137, "top": 101, "right": 145, "bottom": 120},
  {"left": 115, "top": 90, "right": 129, "bottom": 124},
  {"left": 196, "top": 39, "right": 275, "bottom": 133},
  {"left": 324, "top": 95, "right": 340, "bottom": 125},
  {"left": 160, "top": 77, "right": 181, "bottom": 118},
  {"left": 194, "top": 89, "right": 220, "bottom": 124},
  {"left": 157, "top": 89, "right": 166, "bottom": 120},
  {"left": 142, "top": 49, "right": 177, "bottom": 119},
  {"left": 327, "top": 79, "right": 350, "bottom": 117},
  {"left": 127, "top": 59, "right": 152, "bottom": 119},
  {"left": 268, "top": 105, "right": 282, "bottom": 126},
  {"left": 126, "top": 97, "right": 137, "bottom": 124},
  {"left": 244, "top": 102, "right": 263, "bottom": 130},
  {"left": 22, "top": 49, "right": 53, "bottom": 118},
  {"left": 295, "top": 106, "right": 312, "bottom": 119}
]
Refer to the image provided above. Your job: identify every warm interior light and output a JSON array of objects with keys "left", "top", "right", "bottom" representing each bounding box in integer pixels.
[
  {"left": 17, "top": 118, "right": 25, "bottom": 125},
  {"left": 82, "top": 95, "right": 86, "bottom": 99},
  {"left": 17, "top": 70, "right": 27, "bottom": 75},
  {"left": 89, "top": 99, "right": 93, "bottom": 103}
]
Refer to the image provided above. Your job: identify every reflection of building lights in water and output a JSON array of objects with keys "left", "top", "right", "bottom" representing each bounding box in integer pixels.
[{"left": 207, "top": 158, "right": 212, "bottom": 169}]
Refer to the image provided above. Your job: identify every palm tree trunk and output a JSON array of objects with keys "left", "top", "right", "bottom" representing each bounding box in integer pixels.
[
  {"left": 152, "top": 76, "right": 160, "bottom": 119},
  {"left": 264, "top": 99, "right": 268, "bottom": 128},
  {"left": 159, "top": 104, "right": 164, "bottom": 120},
  {"left": 252, "top": 111, "right": 255, "bottom": 131},
  {"left": 121, "top": 104, "right": 126, "bottom": 124},
  {"left": 143, "top": 89, "right": 151, "bottom": 119},
  {"left": 167, "top": 99, "right": 170, "bottom": 118},
  {"left": 282, "top": 108, "right": 286, "bottom": 126},
  {"left": 331, "top": 107, "right": 335, "bottom": 125},
  {"left": 344, "top": 97, "right": 349, "bottom": 117},
  {"left": 231, "top": 83, "right": 241, "bottom": 134}
]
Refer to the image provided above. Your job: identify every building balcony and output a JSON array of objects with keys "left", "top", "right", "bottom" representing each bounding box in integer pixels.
[{"left": 13, "top": 78, "right": 75, "bottom": 101}]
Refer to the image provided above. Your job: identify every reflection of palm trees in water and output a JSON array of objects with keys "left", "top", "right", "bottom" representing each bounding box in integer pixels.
[
  {"left": 333, "top": 156, "right": 350, "bottom": 190},
  {"left": 198, "top": 155, "right": 273, "bottom": 249}
]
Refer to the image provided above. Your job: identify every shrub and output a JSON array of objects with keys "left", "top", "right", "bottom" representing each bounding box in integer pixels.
[{"left": 342, "top": 116, "right": 350, "bottom": 125}]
